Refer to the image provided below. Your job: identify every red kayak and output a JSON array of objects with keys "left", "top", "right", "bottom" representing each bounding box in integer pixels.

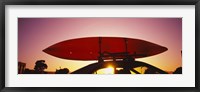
[{"left": 43, "top": 37, "right": 167, "bottom": 60}]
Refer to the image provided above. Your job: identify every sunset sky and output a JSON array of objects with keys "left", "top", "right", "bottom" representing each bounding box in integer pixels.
[{"left": 18, "top": 18, "right": 182, "bottom": 73}]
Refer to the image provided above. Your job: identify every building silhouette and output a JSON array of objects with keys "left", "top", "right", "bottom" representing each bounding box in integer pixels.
[{"left": 18, "top": 62, "right": 26, "bottom": 74}]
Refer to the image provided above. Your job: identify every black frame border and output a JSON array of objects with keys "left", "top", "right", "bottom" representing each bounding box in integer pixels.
[{"left": 0, "top": 0, "right": 200, "bottom": 92}]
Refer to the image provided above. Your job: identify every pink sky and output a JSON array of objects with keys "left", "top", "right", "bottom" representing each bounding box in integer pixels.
[{"left": 18, "top": 18, "right": 182, "bottom": 72}]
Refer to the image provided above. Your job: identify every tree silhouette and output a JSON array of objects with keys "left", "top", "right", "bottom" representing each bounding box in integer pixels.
[
  {"left": 55, "top": 68, "right": 69, "bottom": 74},
  {"left": 173, "top": 67, "right": 182, "bottom": 74},
  {"left": 34, "top": 60, "right": 48, "bottom": 74}
]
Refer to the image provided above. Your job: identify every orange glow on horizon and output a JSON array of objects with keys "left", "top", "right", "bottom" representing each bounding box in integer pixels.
[{"left": 96, "top": 66, "right": 115, "bottom": 74}]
